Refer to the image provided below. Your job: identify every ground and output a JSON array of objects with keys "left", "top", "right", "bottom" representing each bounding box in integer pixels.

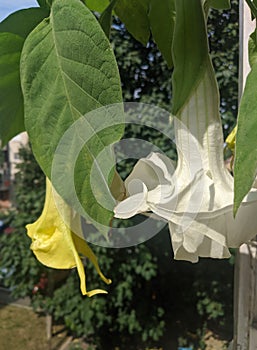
[
  {"left": 0, "top": 304, "right": 67, "bottom": 350},
  {"left": 0, "top": 303, "right": 229, "bottom": 350}
]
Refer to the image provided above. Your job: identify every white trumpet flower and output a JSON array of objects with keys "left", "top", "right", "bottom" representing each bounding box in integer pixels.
[{"left": 114, "top": 64, "right": 257, "bottom": 262}]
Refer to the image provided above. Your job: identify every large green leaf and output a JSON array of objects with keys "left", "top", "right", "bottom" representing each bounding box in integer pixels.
[
  {"left": 99, "top": 0, "right": 117, "bottom": 38},
  {"left": 0, "top": 8, "right": 48, "bottom": 146},
  {"left": 171, "top": 0, "right": 209, "bottom": 115},
  {"left": 114, "top": 0, "right": 150, "bottom": 45},
  {"left": 37, "top": 0, "right": 53, "bottom": 9},
  {"left": 148, "top": 0, "right": 175, "bottom": 68},
  {"left": 84, "top": 0, "right": 109, "bottom": 12},
  {"left": 0, "top": 8, "right": 49, "bottom": 38},
  {"left": 208, "top": 0, "right": 231, "bottom": 9},
  {"left": 249, "top": 30, "right": 257, "bottom": 67},
  {"left": 234, "top": 32, "right": 257, "bottom": 214},
  {"left": 20, "top": 0, "right": 123, "bottom": 233},
  {"left": 0, "top": 33, "right": 24, "bottom": 146},
  {"left": 114, "top": 0, "right": 175, "bottom": 66}
]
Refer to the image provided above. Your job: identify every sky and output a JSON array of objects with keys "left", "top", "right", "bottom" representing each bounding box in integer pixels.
[{"left": 0, "top": 0, "right": 38, "bottom": 21}]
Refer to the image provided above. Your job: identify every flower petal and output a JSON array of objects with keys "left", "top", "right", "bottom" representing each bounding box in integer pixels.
[
  {"left": 114, "top": 180, "right": 149, "bottom": 219},
  {"left": 124, "top": 152, "right": 175, "bottom": 192},
  {"left": 170, "top": 222, "right": 231, "bottom": 263},
  {"left": 26, "top": 178, "right": 110, "bottom": 296}
]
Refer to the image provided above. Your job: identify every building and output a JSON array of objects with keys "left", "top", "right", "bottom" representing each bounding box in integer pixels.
[
  {"left": 0, "top": 145, "right": 10, "bottom": 201},
  {"left": 0, "top": 132, "right": 28, "bottom": 202},
  {"left": 8, "top": 132, "right": 28, "bottom": 180}
]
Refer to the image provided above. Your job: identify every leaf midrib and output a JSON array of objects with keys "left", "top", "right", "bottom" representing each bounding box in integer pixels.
[{"left": 50, "top": 8, "right": 115, "bottom": 208}]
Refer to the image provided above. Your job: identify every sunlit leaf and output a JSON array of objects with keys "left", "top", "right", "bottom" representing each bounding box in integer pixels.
[
  {"left": 171, "top": 0, "right": 209, "bottom": 115},
  {"left": 234, "top": 63, "right": 257, "bottom": 214},
  {"left": 84, "top": 0, "right": 109, "bottom": 12},
  {"left": 0, "top": 8, "right": 49, "bottom": 38},
  {"left": 0, "top": 8, "right": 48, "bottom": 146},
  {"left": 99, "top": 0, "right": 117, "bottom": 38},
  {"left": 37, "top": 0, "right": 53, "bottom": 9},
  {"left": 107, "top": 0, "right": 175, "bottom": 66},
  {"left": 148, "top": 0, "right": 175, "bottom": 68},
  {"left": 0, "top": 33, "right": 24, "bottom": 146},
  {"left": 233, "top": 28, "right": 257, "bottom": 214},
  {"left": 208, "top": 0, "right": 231, "bottom": 9},
  {"left": 21, "top": 0, "right": 123, "bottom": 234},
  {"left": 114, "top": 0, "right": 150, "bottom": 45},
  {"left": 249, "top": 30, "right": 257, "bottom": 67}
]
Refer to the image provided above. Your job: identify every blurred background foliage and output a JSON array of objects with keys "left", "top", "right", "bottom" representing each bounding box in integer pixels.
[{"left": 0, "top": 2, "right": 238, "bottom": 349}]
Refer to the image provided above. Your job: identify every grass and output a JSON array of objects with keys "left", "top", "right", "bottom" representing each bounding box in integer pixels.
[{"left": 0, "top": 304, "right": 67, "bottom": 350}]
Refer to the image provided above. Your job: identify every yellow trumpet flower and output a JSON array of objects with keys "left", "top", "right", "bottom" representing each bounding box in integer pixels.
[{"left": 26, "top": 177, "right": 111, "bottom": 297}]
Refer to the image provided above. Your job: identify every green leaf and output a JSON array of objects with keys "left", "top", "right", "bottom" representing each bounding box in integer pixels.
[
  {"left": 171, "top": 0, "right": 209, "bottom": 115},
  {"left": 0, "top": 8, "right": 49, "bottom": 38},
  {"left": 249, "top": 30, "right": 257, "bottom": 67},
  {"left": 114, "top": 0, "right": 150, "bottom": 45},
  {"left": 99, "top": 0, "right": 117, "bottom": 38},
  {"left": 37, "top": 0, "right": 53, "bottom": 9},
  {"left": 246, "top": 0, "right": 257, "bottom": 19},
  {"left": 20, "top": 0, "right": 123, "bottom": 233},
  {"left": 148, "top": 0, "right": 175, "bottom": 68},
  {"left": 0, "top": 8, "right": 48, "bottom": 146},
  {"left": 208, "top": 0, "right": 231, "bottom": 9},
  {"left": 234, "top": 55, "right": 257, "bottom": 213},
  {"left": 108, "top": 0, "right": 175, "bottom": 66},
  {"left": 84, "top": 0, "right": 109, "bottom": 12},
  {"left": 0, "top": 33, "right": 24, "bottom": 146}
]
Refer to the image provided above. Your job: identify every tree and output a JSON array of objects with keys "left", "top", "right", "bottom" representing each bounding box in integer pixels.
[{"left": 0, "top": 145, "right": 45, "bottom": 297}]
